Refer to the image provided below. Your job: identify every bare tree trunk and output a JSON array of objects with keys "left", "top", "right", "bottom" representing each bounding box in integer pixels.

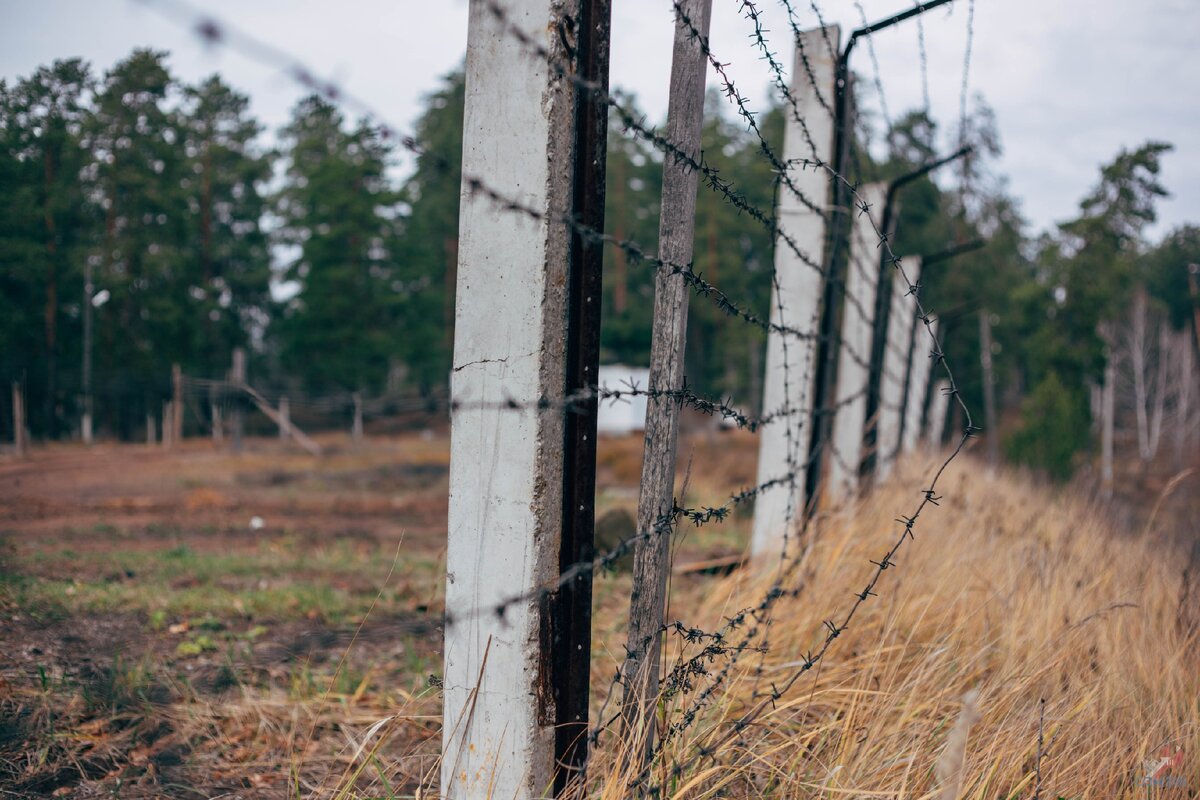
[
  {"left": 979, "top": 309, "right": 998, "bottom": 469},
  {"left": 1129, "top": 289, "right": 1150, "bottom": 461},
  {"left": 1173, "top": 332, "right": 1194, "bottom": 469},
  {"left": 1101, "top": 346, "right": 1116, "bottom": 499},
  {"left": 1148, "top": 322, "right": 1168, "bottom": 459}
]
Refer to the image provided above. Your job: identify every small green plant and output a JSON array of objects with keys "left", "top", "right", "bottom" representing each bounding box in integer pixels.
[{"left": 175, "top": 635, "right": 218, "bottom": 657}]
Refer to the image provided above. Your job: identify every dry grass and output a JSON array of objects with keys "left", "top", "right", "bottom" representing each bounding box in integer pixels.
[
  {"left": 579, "top": 453, "right": 1200, "bottom": 798},
  {"left": 4, "top": 434, "right": 1197, "bottom": 797}
]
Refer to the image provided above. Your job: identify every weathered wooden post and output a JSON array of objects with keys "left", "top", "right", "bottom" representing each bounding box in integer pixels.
[
  {"left": 278, "top": 396, "right": 289, "bottom": 441},
  {"left": 161, "top": 401, "right": 173, "bottom": 450},
  {"left": 442, "top": 0, "right": 610, "bottom": 795},
  {"left": 146, "top": 412, "right": 156, "bottom": 446},
  {"left": 230, "top": 347, "right": 245, "bottom": 453},
  {"left": 902, "top": 319, "right": 938, "bottom": 454},
  {"left": 620, "top": 0, "right": 712, "bottom": 754},
  {"left": 827, "top": 182, "right": 887, "bottom": 498},
  {"left": 875, "top": 257, "right": 921, "bottom": 479},
  {"left": 172, "top": 363, "right": 183, "bottom": 445},
  {"left": 11, "top": 383, "right": 26, "bottom": 456},
  {"left": 351, "top": 392, "right": 363, "bottom": 442},
  {"left": 750, "top": 24, "right": 840, "bottom": 559},
  {"left": 81, "top": 259, "right": 93, "bottom": 445}
]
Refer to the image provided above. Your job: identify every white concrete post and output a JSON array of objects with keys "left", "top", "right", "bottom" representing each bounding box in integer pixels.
[
  {"left": 926, "top": 378, "right": 951, "bottom": 448},
  {"left": 750, "top": 25, "right": 839, "bottom": 558},
  {"left": 827, "top": 182, "right": 887, "bottom": 498},
  {"left": 875, "top": 257, "right": 922, "bottom": 480},
  {"left": 902, "top": 318, "right": 938, "bottom": 454},
  {"left": 442, "top": 1, "right": 578, "bottom": 796}
]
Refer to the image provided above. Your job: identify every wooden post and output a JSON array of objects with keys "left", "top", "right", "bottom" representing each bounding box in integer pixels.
[
  {"left": 172, "top": 363, "right": 183, "bottom": 445},
  {"left": 161, "top": 401, "right": 173, "bottom": 450},
  {"left": 979, "top": 309, "right": 998, "bottom": 468},
  {"left": 902, "top": 319, "right": 938, "bottom": 454},
  {"left": 875, "top": 257, "right": 921, "bottom": 480},
  {"left": 81, "top": 258, "right": 93, "bottom": 445},
  {"left": 230, "top": 347, "right": 245, "bottom": 453},
  {"left": 12, "top": 383, "right": 26, "bottom": 456},
  {"left": 621, "top": 0, "right": 711, "bottom": 745},
  {"left": 279, "top": 396, "right": 289, "bottom": 440},
  {"left": 441, "top": 0, "right": 607, "bottom": 795},
  {"left": 211, "top": 392, "right": 223, "bottom": 443},
  {"left": 351, "top": 392, "right": 363, "bottom": 442},
  {"left": 146, "top": 412, "right": 156, "bottom": 446},
  {"left": 926, "top": 378, "right": 951, "bottom": 448},
  {"left": 827, "top": 182, "right": 887, "bottom": 498},
  {"left": 751, "top": 24, "right": 840, "bottom": 558}
]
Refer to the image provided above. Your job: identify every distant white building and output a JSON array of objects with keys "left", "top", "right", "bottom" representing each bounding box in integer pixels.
[{"left": 596, "top": 364, "right": 651, "bottom": 435}]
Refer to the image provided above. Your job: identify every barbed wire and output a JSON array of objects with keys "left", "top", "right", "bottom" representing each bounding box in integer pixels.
[{"left": 135, "top": 0, "right": 977, "bottom": 794}]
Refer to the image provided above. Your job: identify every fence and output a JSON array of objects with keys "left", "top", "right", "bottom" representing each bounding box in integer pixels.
[{"left": 9, "top": 0, "right": 983, "bottom": 797}]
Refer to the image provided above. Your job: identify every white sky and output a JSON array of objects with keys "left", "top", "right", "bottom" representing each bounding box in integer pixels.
[{"left": 2, "top": 0, "right": 1197, "bottom": 239}]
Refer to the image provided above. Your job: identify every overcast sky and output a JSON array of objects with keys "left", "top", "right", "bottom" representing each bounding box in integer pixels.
[{"left": 2, "top": 0, "right": 1197, "bottom": 239}]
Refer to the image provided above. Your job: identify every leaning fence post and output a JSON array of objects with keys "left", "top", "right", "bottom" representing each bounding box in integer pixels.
[
  {"left": 875, "top": 256, "right": 921, "bottom": 479},
  {"left": 826, "top": 182, "right": 887, "bottom": 499},
  {"left": 441, "top": 0, "right": 608, "bottom": 796},
  {"left": 750, "top": 24, "right": 840, "bottom": 559},
  {"left": 620, "top": 0, "right": 712, "bottom": 750}
]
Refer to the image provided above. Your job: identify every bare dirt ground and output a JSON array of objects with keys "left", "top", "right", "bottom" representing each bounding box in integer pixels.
[{"left": 0, "top": 425, "right": 757, "bottom": 798}]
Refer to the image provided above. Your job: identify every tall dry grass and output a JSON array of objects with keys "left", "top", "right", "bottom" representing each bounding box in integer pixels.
[{"left": 582, "top": 454, "right": 1200, "bottom": 798}]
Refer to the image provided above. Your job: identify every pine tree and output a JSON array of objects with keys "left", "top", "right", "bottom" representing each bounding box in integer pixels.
[
  {"left": 179, "top": 75, "right": 271, "bottom": 374},
  {"left": 0, "top": 59, "right": 95, "bottom": 437},
  {"left": 274, "top": 95, "right": 401, "bottom": 392}
]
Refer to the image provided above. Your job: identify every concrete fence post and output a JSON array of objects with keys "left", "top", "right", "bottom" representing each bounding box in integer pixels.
[
  {"left": 750, "top": 24, "right": 840, "bottom": 559},
  {"left": 902, "top": 319, "right": 938, "bottom": 454},
  {"left": 441, "top": 0, "right": 608, "bottom": 795},
  {"left": 827, "top": 182, "right": 887, "bottom": 498},
  {"left": 926, "top": 378, "right": 951, "bottom": 448},
  {"left": 875, "top": 257, "right": 921, "bottom": 479}
]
